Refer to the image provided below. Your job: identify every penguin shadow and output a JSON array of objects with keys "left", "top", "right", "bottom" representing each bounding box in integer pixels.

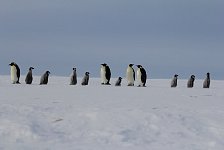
[
  {"left": 202, "top": 94, "right": 213, "bottom": 97},
  {"left": 137, "top": 85, "right": 147, "bottom": 88},
  {"left": 52, "top": 118, "right": 63, "bottom": 123}
]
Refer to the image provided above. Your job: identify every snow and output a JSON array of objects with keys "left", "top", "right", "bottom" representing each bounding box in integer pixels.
[{"left": 0, "top": 75, "right": 224, "bottom": 150}]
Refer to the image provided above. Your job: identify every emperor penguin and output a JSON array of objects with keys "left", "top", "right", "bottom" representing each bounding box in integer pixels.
[
  {"left": 203, "top": 72, "right": 210, "bottom": 88},
  {"left": 171, "top": 74, "right": 178, "bottom": 87},
  {"left": 70, "top": 67, "right": 77, "bottom": 85},
  {"left": 40, "top": 71, "right": 50, "bottom": 85},
  {"left": 136, "top": 65, "right": 147, "bottom": 87},
  {"left": 9, "top": 62, "right": 20, "bottom": 84},
  {"left": 126, "top": 64, "right": 135, "bottom": 86},
  {"left": 115, "top": 77, "right": 122, "bottom": 86},
  {"left": 187, "top": 75, "right": 195, "bottom": 88},
  {"left": 81, "top": 72, "right": 90, "bottom": 85},
  {"left": 25, "top": 67, "right": 34, "bottom": 84},
  {"left": 100, "top": 63, "right": 111, "bottom": 85}
]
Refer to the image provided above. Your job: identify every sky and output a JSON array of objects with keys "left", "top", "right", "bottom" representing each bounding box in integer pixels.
[{"left": 0, "top": 0, "right": 223, "bottom": 79}]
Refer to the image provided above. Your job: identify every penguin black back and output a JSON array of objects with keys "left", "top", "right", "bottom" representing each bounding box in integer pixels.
[
  {"left": 171, "top": 74, "right": 178, "bottom": 87},
  {"left": 15, "top": 64, "right": 20, "bottom": 83},
  {"left": 81, "top": 72, "right": 90, "bottom": 85},
  {"left": 203, "top": 72, "right": 210, "bottom": 88},
  {"left": 187, "top": 75, "right": 195, "bottom": 88},
  {"left": 105, "top": 65, "right": 111, "bottom": 85},
  {"left": 140, "top": 67, "right": 147, "bottom": 86},
  {"left": 70, "top": 67, "right": 77, "bottom": 85},
  {"left": 115, "top": 77, "right": 122, "bottom": 86},
  {"left": 40, "top": 71, "right": 50, "bottom": 85},
  {"left": 136, "top": 65, "right": 147, "bottom": 87},
  {"left": 25, "top": 67, "right": 34, "bottom": 84}
]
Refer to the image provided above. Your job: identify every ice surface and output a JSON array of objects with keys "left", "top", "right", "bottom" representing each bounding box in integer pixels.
[{"left": 0, "top": 76, "right": 224, "bottom": 150}]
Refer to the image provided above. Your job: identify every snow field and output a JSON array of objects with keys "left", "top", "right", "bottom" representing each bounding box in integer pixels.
[{"left": 0, "top": 76, "right": 224, "bottom": 150}]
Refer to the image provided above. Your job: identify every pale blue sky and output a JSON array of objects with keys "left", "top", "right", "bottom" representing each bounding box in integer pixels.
[{"left": 0, "top": 0, "right": 223, "bottom": 79}]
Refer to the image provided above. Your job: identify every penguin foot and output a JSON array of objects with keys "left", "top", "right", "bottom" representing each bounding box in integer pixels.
[{"left": 137, "top": 85, "right": 146, "bottom": 87}]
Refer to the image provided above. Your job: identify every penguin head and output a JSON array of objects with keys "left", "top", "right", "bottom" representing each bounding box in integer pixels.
[
  {"left": 85, "top": 72, "right": 90, "bottom": 75},
  {"left": 118, "top": 77, "right": 122, "bottom": 80},
  {"left": 129, "top": 64, "right": 134, "bottom": 67},
  {"left": 46, "top": 71, "right": 50, "bottom": 75},
  {"left": 29, "top": 67, "right": 34, "bottom": 70},
  {"left": 191, "top": 75, "right": 195, "bottom": 79},
  {"left": 207, "top": 72, "right": 210, "bottom": 77},
  {"left": 174, "top": 74, "right": 178, "bottom": 77},
  {"left": 136, "top": 65, "right": 142, "bottom": 68},
  {"left": 73, "top": 68, "right": 76, "bottom": 71},
  {"left": 101, "top": 63, "right": 107, "bottom": 67},
  {"left": 9, "top": 62, "right": 17, "bottom": 66}
]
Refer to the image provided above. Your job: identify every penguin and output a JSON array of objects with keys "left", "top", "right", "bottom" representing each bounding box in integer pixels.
[
  {"left": 171, "top": 74, "right": 178, "bottom": 88},
  {"left": 126, "top": 64, "right": 135, "bottom": 86},
  {"left": 25, "top": 67, "right": 34, "bottom": 84},
  {"left": 40, "top": 71, "right": 50, "bottom": 85},
  {"left": 70, "top": 67, "right": 77, "bottom": 85},
  {"left": 187, "top": 75, "right": 195, "bottom": 88},
  {"left": 100, "top": 63, "right": 111, "bottom": 85},
  {"left": 115, "top": 77, "right": 122, "bottom": 86},
  {"left": 136, "top": 65, "right": 147, "bottom": 87},
  {"left": 9, "top": 62, "right": 20, "bottom": 84},
  {"left": 203, "top": 72, "right": 210, "bottom": 88},
  {"left": 81, "top": 72, "right": 90, "bottom": 85}
]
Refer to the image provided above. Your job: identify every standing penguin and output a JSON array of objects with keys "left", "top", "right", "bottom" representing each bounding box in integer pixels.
[
  {"left": 126, "top": 64, "right": 135, "bottom": 86},
  {"left": 40, "top": 71, "right": 50, "bottom": 85},
  {"left": 9, "top": 62, "right": 20, "bottom": 84},
  {"left": 25, "top": 67, "right": 34, "bottom": 84},
  {"left": 100, "top": 63, "right": 111, "bottom": 85},
  {"left": 203, "top": 72, "right": 210, "bottom": 88},
  {"left": 70, "top": 67, "right": 77, "bottom": 85},
  {"left": 187, "top": 75, "right": 195, "bottom": 88},
  {"left": 171, "top": 74, "right": 178, "bottom": 88},
  {"left": 81, "top": 72, "right": 90, "bottom": 85},
  {"left": 115, "top": 77, "right": 122, "bottom": 86},
  {"left": 136, "top": 65, "right": 147, "bottom": 87}
]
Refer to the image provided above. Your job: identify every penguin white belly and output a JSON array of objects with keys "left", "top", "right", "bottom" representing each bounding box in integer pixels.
[
  {"left": 101, "top": 68, "right": 107, "bottom": 84},
  {"left": 137, "top": 69, "right": 143, "bottom": 86},
  {"left": 171, "top": 79, "right": 175, "bottom": 86},
  {"left": 126, "top": 68, "right": 134, "bottom": 84},
  {"left": 100, "top": 67, "right": 107, "bottom": 84},
  {"left": 70, "top": 73, "right": 74, "bottom": 83},
  {"left": 11, "top": 66, "right": 18, "bottom": 84}
]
